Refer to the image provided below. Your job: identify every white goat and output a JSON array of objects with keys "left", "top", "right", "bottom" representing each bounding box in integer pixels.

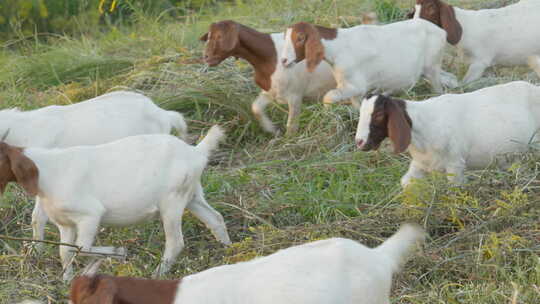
[
  {"left": 281, "top": 20, "right": 458, "bottom": 106},
  {"left": 0, "top": 125, "right": 230, "bottom": 280},
  {"left": 355, "top": 81, "right": 540, "bottom": 187},
  {"left": 0, "top": 91, "right": 187, "bottom": 249},
  {"left": 69, "top": 224, "right": 425, "bottom": 304},
  {"left": 412, "top": 0, "right": 540, "bottom": 84},
  {"left": 201, "top": 20, "right": 337, "bottom": 135}
]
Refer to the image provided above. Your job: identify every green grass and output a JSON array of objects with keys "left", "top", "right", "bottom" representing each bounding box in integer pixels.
[{"left": 1, "top": 0, "right": 540, "bottom": 303}]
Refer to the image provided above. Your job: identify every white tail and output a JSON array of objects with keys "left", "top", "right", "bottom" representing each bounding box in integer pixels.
[
  {"left": 196, "top": 125, "right": 225, "bottom": 155},
  {"left": 528, "top": 55, "right": 540, "bottom": 77},
  {"left": 168, "top": 111, "right": 188, "bottom": 139},
  {"left": 375, "top": 223, "right": 426, "bottom": 273}
]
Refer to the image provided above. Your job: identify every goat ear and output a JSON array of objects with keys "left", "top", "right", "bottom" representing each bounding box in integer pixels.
[
  {"left": 93, "top": 277, "right": 117, "bottom": 304},
  {"left": 406, "top": 8, "right": 416, "bottom": 19},
  {"left": 386, "top": 100, "right": 411, "bottom": 154},
  {"left": 71, "top": 276, "right": 117, "bottom": 304},
  {"left": 5, "top": 146, "right": 39, "bottom": 196},
  {"left": 305, "top": 25, "right": 324, "bottom": 73},
  {"left": 440, "top": 3, "right": 462, "bottom": 45},
  {"left": 199, "top": 32, "right": 209, "bottom": 42},
  {"left": 222, "top": 23, "right": 240, "bottom": 52}
]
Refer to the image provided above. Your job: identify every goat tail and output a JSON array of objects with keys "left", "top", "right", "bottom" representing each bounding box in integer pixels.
[
  {"left": 167, "top": 111, "right": 188, "bottom": 139},
  {"left": 195, "top": 125, "right": 225, "bottom": 155},
  {"left": 375, "top": 223, "right": 426, "bottom": 273}
]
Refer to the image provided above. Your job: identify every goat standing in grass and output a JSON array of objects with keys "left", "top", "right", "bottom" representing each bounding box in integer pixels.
[
  {"left": 70, "top": 224, "right": 425, "bottom": 304},
  {"left": 411, "top": 0, "right": 540, "bottom": 84},
  {"left": 280, "top": 19, "right": 458, "bottom": 107},
  {"left": 0, "top": 91, "right": 188, "bottom": 250},
  {"left": 201, "top": 20, "right": 337, "bottom": 135},
  {"left": 355, "top": 81, "right": 540, "bottom": 187},
  {"left": 0, "top": 126, "right": 231, "bottom": 280}
]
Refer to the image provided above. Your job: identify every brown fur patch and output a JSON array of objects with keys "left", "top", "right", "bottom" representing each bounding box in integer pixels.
[
  {"left": 201, "top": 20, "right": 277, "bottom": 91},
  {"left": 415, "top": 0, "right": 463, "bottom": 45},
  {"left": 70, "top": 275, "right": 181, "bottom": 304},
  {"left": 0, "top": 142, "right": 39, "bottom": 196}
]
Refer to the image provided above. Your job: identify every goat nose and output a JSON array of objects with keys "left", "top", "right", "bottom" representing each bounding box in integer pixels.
[
  {"left": 281, "top": 58, "right": 288, "bottom": 66},
  {"left": 356, "top": 139, "right": 364, "bottom": 149}
]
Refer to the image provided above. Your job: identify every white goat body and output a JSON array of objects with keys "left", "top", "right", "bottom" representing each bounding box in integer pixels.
[
  {"left": 11, "top": 128, "right": 230, "bottom": 280},
  {"left": 0, "top": 91, "right": 187, "bottom": 246},
  {"left": 172, "top": 224, "right": 423, "bottom": 304},
  {"left": 0, "top": 91, "right": 187, "bottom": 147},
  {"left": 282, "top": 19, "right": 457, "bottom": 106}
]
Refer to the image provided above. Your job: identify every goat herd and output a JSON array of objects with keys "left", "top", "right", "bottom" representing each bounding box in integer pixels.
[{"left": 3, "top": 0, "right": 540, "bottom": 303}]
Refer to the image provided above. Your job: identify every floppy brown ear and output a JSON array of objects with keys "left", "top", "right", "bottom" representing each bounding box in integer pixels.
[
  {"left": 386, "top": 100, "right": 411, "bottom": 154},
  {"left": 222, "top": 22, "right": 240, "bottom": 53},
  {"left": 440, "top": 3, "right": 462, "bottom": 45},
  {"left": 305, "top": 25, "right": 324, "bottom": 72},
  {"left": 93, "top": 277, "right": 117, "bottom": 304},
  {"left": 71, "top": 276, "right": 117, "bottom": 304},
  {"left": 5, "top": 146, "right": 39, "bottom": 196},
  {"left": 199, "top": 32, "right": 209, "bottom": 42}
]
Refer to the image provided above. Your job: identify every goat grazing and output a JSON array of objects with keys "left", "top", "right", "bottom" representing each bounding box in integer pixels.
[
  {"left": 355, "top": 81, "right": 540, "bottom": 187},
  {"left": 411, "top": 0, "right": 540, "bottom": 84},
  {"left": 0, "top": 91, "right": 187, "bottom": 250},
  {"left": 201, "top": 20, "right": 336, "bottom": 135},
  {"left": 0, "top": 126, "right": 231, "bottom": 280},
  {"left": 70, "top": 224, "right": 425, "bottom": 304}
]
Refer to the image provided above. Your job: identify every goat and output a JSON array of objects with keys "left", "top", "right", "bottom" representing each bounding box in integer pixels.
[
  {"left": 280, "top": 20, "right": 458, "bottom": 107},
  {"left": 70, "top": 224, "right": 425, "bottom": 304},
  {"left": 0, "top": 91, "right": 188, "bottom": 250},
  {"left": 354, "top": 81, "right": 540, "bottom": 187},
  {"left": 200, "top": 20, "right": 337, "bottom": 135},
  {"left": 411, "top": 0, "right": 540, "bottom": 84},
  {"left": 0, "top": 126, "right": 231, "bottom": 280}
]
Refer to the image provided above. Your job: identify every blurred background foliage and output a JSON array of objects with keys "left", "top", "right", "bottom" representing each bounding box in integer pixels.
[{"left": 0, "top": 0, "right": 225, "bottom": 39}]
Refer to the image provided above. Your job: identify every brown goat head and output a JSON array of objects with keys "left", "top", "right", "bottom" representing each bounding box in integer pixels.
[
  {"left": 356, "top": 95, "right": 412, "bottom": 154},
  {"left": 412, "top": 0, "right": 463, "bottom": 45},
  {"left": 284, "top": 22, "right": 336, "bottom": 72},
  {"left": 200, "top": 20, "right": 241, "bottom": 66}
]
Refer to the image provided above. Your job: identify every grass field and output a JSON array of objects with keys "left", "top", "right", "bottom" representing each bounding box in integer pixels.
[{"left": 1, "top": 0, "right": 539, "bottom": 303}]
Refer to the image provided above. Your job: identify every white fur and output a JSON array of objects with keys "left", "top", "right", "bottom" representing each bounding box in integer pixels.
[
  {"left": 281, "top": 19, "right": 457, "bottom": 106},
  {"left": 357, "top": 81, "right": 540, "bottom": 187},
  {"left": 0, "top": 91, "right": 188, "bottom": 247},
  {"left": 252, "top": 33, "right": 336, "bottom": 135},
  {"left": 20, "top": 128, "right": 230, "bottom": 280},
  {"left": 422, "top": 0, "right": 540, "bottom": 83},
  {"left": 171, "top": 224, "right": 424, "bottom": 304}
]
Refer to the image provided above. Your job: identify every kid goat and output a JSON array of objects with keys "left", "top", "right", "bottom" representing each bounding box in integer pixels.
[
  {"left": 70, "top": 224, "right": 425, "bottom": 304},
  {"left": 0, "top": 126, "right": 231, "bottom": 280},
  {"left": 201, "top": 20, "right": 337, "bottom": 135},
  {"left": 355, "top": 81, "right": 540, "bottom": 187},
  {"left": 411, "top": 0, "right": 540, "bottom": 84},
  {"left": 281, "top": 19, "right": 458, "bottom": 106},
  {"left": 0, "top": 91, "right": 188, "bottom": 250}
]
